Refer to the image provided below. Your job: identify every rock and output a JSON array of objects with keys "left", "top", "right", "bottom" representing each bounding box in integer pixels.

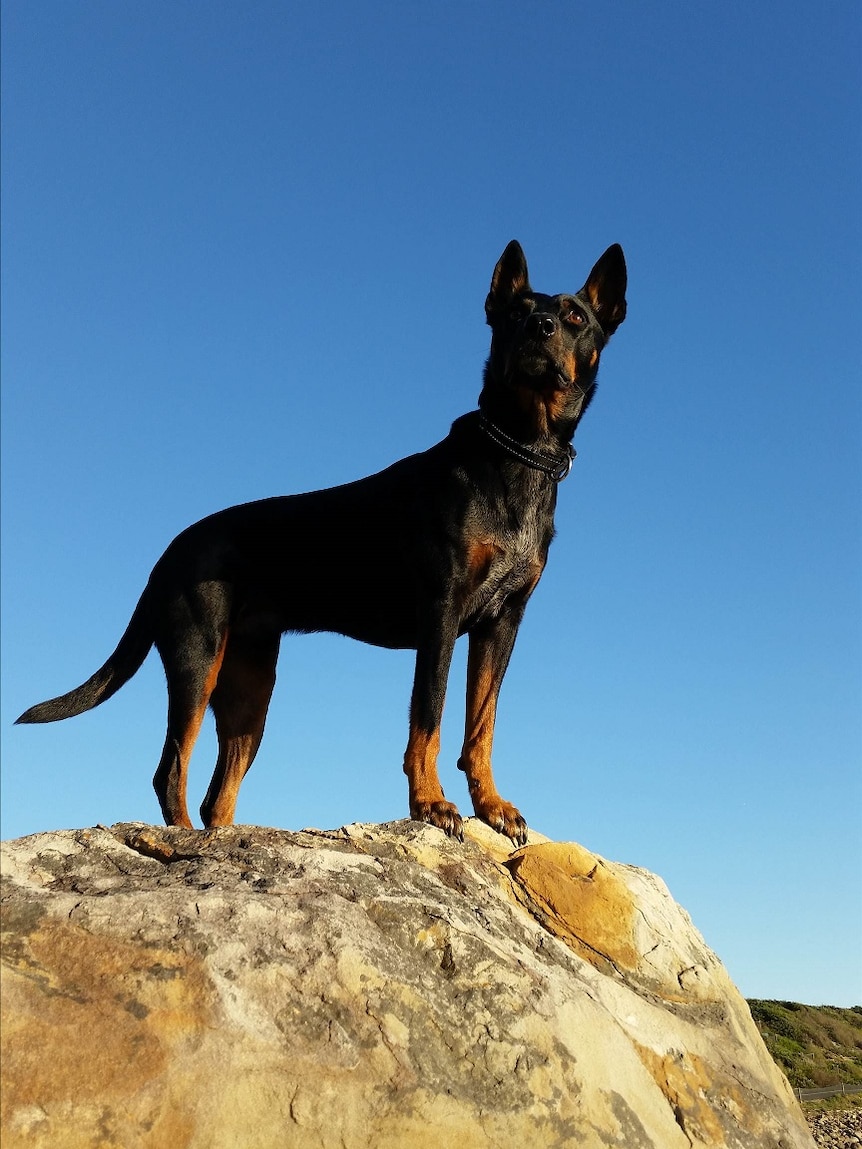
[
  {"left": 0, "top": 819, "right": 815, "bottom": 1148},
  {"left": 807, "top": 1106, "right": 862, "bottom": 1148}
]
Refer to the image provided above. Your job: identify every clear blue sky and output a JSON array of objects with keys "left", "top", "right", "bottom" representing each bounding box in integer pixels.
[{"left": 2, "top": 2, "right": 860, "bottom": 1007}]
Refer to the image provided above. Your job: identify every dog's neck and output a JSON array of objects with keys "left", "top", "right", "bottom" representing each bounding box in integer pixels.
[
  {"left": 478, "top": 365, "right": 591, "bottom": 442},
  {"left": 478, "top": 373, "right": 587, "bottom": 435},
  {"left": 476, "top": 408, "right": 576, "bottom": 482}
]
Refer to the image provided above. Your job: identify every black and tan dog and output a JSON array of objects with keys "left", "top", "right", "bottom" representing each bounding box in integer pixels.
[{"left": 18, "top": 241, "right": 626, "bottom": 843}]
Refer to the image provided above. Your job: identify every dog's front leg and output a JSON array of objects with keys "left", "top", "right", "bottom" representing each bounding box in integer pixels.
[
  {"left": 404, "top": 604, "right": 462, "bottom": 839},
  {"left": 458, "top": 602, "right": 530, "bottom": 846}
]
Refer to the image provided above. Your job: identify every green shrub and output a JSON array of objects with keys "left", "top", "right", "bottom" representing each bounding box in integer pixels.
[{"left": 748, "top": 1000, "right": 862, "bottom": 1090}]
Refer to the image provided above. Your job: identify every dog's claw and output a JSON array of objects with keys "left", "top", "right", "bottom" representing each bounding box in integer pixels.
[
  {"left": 506, "top": 818, "right": 528, "bottom": 848},
  {"left": 412, "top": 800, "right": 464, "bottom": 842},
  {"left": 473, "top": 797, "right": 528, "bottom": 846}
]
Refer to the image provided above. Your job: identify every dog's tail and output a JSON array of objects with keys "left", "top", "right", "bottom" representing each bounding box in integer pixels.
[{"left": 16, "top": 586, "right": 155, "bottom": 724}]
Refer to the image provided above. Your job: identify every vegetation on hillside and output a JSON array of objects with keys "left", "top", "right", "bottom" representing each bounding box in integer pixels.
[{"left": 748, "top": 1000, "right": 862, "bottom": 1090}]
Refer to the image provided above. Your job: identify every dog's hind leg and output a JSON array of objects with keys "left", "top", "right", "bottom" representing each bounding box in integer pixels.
[
  {"left": 152, "top": 605, "right": 230, "bottom": 828},
  {"left": 200, "top": 630, "right": 280, "bottom": 828}
]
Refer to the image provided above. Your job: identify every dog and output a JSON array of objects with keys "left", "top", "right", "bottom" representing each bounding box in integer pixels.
[{"left": 17, "top": 241, "right": 626, "bottom": 844}]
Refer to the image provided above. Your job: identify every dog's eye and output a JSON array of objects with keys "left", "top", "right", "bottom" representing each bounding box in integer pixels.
[{"left": 565, "top": 308, "right": 586, "bottom": 326}]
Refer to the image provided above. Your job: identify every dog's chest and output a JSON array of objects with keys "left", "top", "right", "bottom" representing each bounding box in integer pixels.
[{"left": 462, "top": 516, "right": 549, "bottom": 622}]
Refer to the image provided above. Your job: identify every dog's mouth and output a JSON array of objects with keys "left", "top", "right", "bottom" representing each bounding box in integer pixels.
[
  {"left": 517, "top": 350, "right": 568, "bottom": 384},
  {"left": 510, "top": 348, "right": 588, "bottom": 398},
  {"left": 525, "top": 364, "right": 578, "bottom": 392}
]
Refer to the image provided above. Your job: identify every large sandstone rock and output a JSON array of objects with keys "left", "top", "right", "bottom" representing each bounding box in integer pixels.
[{"left": 1, "top": 820, "right": 813, "bottom": 1148}]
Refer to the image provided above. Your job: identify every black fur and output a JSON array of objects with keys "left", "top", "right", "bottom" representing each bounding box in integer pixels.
[{"left": 18, "top": 241, "right": 627, "bottom": 843}]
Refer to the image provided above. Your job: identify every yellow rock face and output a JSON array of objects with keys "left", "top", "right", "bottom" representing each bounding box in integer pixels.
[{"left": 507, "top": 841, "right": 640, "bottom": 972}]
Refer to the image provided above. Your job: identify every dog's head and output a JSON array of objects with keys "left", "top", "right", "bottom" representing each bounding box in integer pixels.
[{"left": 482, "top": 241, "right": 627, "bottom": 432}]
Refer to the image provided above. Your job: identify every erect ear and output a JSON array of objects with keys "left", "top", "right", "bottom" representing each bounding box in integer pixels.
[
  {"left": 485, "top": 240, "right": 531, "bottom": 321},
  {"left": 582, "top": 243, "right": 627, "bottom": 338}
]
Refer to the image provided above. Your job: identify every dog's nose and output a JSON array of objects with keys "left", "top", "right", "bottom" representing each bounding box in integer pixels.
[{"left": 525, "top": 312, "right": 557, "bottom": 339}]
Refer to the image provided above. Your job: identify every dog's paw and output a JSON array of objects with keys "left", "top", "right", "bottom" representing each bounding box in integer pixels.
[
  {"left": 411, "top": 800, "right": 464, "bottom": 842},
  {"left": 473, "top": 798, "right": 528, "bottom": 847}
]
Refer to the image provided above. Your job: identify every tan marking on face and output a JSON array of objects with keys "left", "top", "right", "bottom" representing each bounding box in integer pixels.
[{"left": 545, "top": 387, "right": 570, "bottom": 425}]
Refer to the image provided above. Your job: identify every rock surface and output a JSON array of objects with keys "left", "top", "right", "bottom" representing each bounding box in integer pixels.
[
  {"left": 1, "top": 819, "right": 814, "bottom": 1148},
  {"left": 807, "top": 1106, "right": 862, "bottom": 1148}
]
